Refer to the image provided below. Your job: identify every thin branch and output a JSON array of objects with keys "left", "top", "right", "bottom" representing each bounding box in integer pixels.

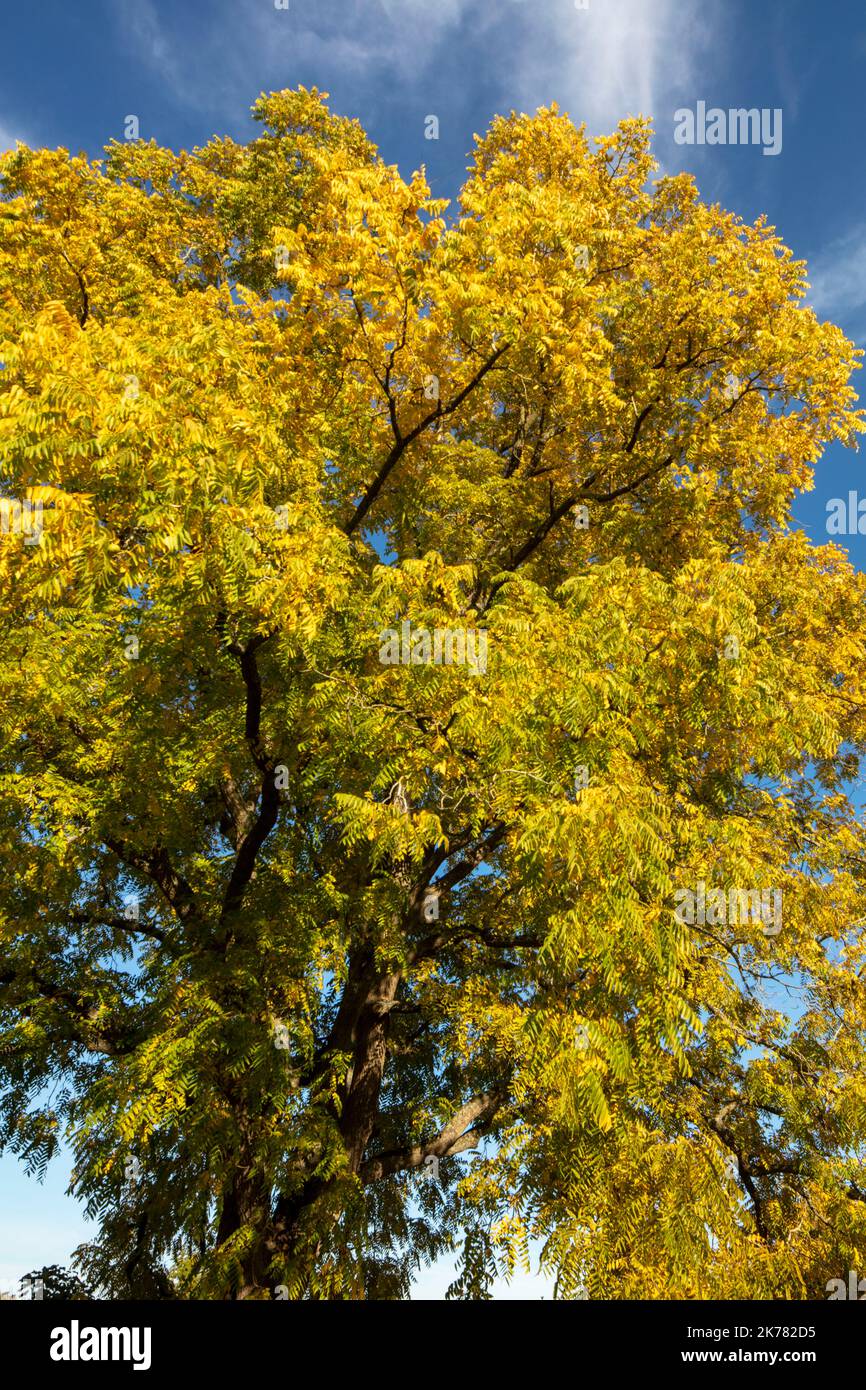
[
  {"left": 67, "top": 910, "right": 167, "bottom": 945},
  {"left": 104, "top": 839, "right": 197, "bottom": 924},
  {"left": 344, "top": 343, "right": 510, "bottom": 535}
]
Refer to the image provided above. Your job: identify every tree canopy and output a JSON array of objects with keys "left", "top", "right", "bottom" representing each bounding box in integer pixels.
[{"left": 2, "top": 87, "right": 866, "bottom": 1299}]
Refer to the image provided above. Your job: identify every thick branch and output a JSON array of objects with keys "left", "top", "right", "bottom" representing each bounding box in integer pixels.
[
  {"left": 359, "top": 1091, "right": 503, "bottom": 1183},
  {"left": 220, "top": 637, "right": 283, "bottom": 919}
]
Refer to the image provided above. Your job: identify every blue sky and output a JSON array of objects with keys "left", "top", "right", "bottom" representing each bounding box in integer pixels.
[{"left": 2, "top": 0, "right": 866, "bottom": 1298}]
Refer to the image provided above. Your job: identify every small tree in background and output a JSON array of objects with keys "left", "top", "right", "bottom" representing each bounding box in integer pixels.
[{"left": 20, "top": 1265, "right": 92, "bottom": 1300}]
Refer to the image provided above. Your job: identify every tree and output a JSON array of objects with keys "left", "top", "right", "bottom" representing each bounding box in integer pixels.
[
  {"left": 20, "top": 1265, "right": 93, "bottom": 1301},
  {"left": 1, "top": 87, "right": 865, "bottom": 1301}
]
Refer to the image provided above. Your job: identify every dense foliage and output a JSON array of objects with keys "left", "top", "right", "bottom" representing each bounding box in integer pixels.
[{"left": 2, "top": 88, "right": 866, "bottom": 1298}]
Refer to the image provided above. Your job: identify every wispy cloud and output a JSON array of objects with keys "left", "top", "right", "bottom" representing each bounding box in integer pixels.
[
  {"left": 805, "top": 223, "right": 866, "bottom": 344},
  {"left": 109, "top": 0, "right": 720, "bottom": 149},
  {"left": 116, "top": 0, "right": 188, "bottom": 102},
  {"left": 0, "top": 122, "right": 27, "bottom": 153},
  {"left": 110, "top": 0, "right": 496, "bottom": 120}
]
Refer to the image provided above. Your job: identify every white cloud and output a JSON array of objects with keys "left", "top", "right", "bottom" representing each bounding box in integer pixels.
[{"left": 506, "top": 0, "right": 717, "bottom": 142}]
